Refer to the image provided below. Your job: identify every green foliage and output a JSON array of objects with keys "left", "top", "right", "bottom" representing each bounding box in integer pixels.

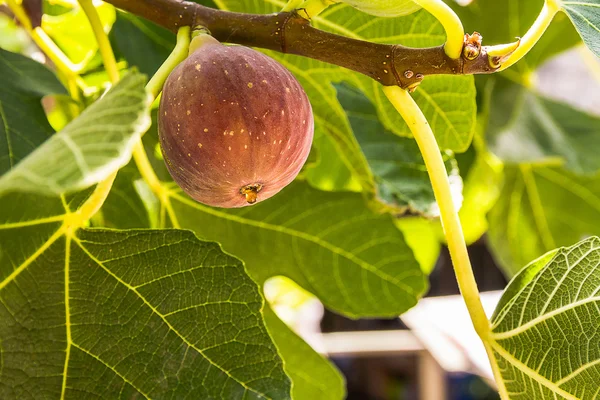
[
  {"left": 487, "top": 77, "right": 600, "bottom": 175},
  {"left": 0, "top": 48, "right": 66, "bottom": 174},
  {"left": 168, "top": 182, "right": 426, "bottom": 318},
  {"left": 488, "top": 165, "right": 600, "bottom": 277},
  {"left": 490, "top": 237, "right": 600, "bottom": 397},
  {"left": 0, "top": 191, "right": 290, "bottom": 398},
  {"left": 0, "top": 72, "right": 151, "bottom": 195},
  {"left": 337, "top": 82, "right": 460, "bottom": 216},
  {"left": 3, "top": 0, "right": 600, "bottom": 398},
  {"left": 110, "top": 11, "right": 176, "bottom": 77},
  {"left": 562, "top": 0, "right": 600, "bottom": 57},
  {"left": 43, "top": 1, "right": 116, "bottom": 68}
]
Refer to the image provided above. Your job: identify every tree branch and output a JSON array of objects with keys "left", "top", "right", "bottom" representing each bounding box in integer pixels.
[{"left": 104, "top": 0, "right": 500, "bottom": 88}]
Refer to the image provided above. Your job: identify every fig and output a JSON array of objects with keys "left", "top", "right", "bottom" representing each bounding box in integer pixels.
[
  {"left": 158, "top": 34, "right": 314, "bottom": 208},
  {"left": 339, "top": 0, "right": 420, "bottom": 17}
]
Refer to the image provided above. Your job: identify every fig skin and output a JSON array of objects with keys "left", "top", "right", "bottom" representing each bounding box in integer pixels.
[{"left": 158, "top": 36, "right": 314, "bottom": 208}]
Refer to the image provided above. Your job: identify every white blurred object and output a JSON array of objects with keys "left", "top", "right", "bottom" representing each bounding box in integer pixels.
[
  {"left": 536, "top": 46, "right": 600, "bottom": 116},
  {"left": 401, "top": 291, "right": 503, "bottom": 385}
]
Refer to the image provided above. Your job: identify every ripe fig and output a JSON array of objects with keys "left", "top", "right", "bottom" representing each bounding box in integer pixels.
[{"left": 158, "top": 34, "right": 314, "bottom": 208}]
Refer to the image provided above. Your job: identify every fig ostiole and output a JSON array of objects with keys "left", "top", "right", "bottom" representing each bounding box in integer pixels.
[{"left": 158, "top": 34, "right": 314, "bottom": 208}]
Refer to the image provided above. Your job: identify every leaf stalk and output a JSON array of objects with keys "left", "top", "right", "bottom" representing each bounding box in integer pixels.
[
  {"left": 411, "top": 0, "right": 464, "bottom": 59},
  {"left": 382, "top": 86, "right": 488, "bottom": 338},
  {"left": 498, "top": 0, "right": 561, "bottom": 71}
]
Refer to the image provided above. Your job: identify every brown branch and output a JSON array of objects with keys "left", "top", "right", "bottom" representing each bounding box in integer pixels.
[{"left": 104, "top": 0, "right": 499, "bottom": 88}]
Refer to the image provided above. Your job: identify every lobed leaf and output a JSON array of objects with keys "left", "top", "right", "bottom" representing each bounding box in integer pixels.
[
  {"left": 0, "top": 191, "right": 291, "bottom": 399},
  {"left": 491, "top": 237, "right": 600, "bottom": 398},
  {"left": 167, "top": 181, "right": 427, "bottom": 318},
  {"left": 0, "top": 72, "right": 152, "bottom": 196}
]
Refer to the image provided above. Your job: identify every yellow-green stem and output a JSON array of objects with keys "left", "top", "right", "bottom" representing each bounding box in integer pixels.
[
  {"left": 499, "top": 0, "right": 561, "bottom": 71},
  {"left": 133, "top": 142, "right": 161, "bottom": 193},
  {"left": 78, "top": 0, "right": 119, "bottom": 83},
  {"left": 383, "top": 86, "right": 489, "bottom": 338},
  {"left": 147, "top": 26, "right": 191, "bottom": 98},
  {"left": 131, "top": 26, "right": 191, "bottom": 228},
  {"left": 72, "top": 172, "right": 118, "bottom": 226},
  {"left": 411, "top": 0, "right": 464, "bottom": 59},
  {"left": 6, "top": 0, "right": 82, "bottom": 100},
  {"left": 132, "top": 142, "right": 180, "bottom": 228},
  {"left": 72, "top": 0, "right": 123, "bottom": 222}
]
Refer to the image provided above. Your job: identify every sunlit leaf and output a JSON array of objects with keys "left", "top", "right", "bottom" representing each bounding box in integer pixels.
[
  {"left": 562, "top": 0, "right": 600, "bottom": 58},
  {"left": 0, "top": 72, "right": 152, "bottom": 195},
  {"left": 168, "top": 181, "right": 427, "bottom": 318},
  {"left": 0, "top": 48, "right": 66, "bottom": 174},
  {"left": 490, "top": 237, "right": 600, "bottom": 398},
  {"left": 42, "top": 1, "right": 116, "bottom": 68},
  {"left": 0, "top": 191, "right": 291, "bottom": 399}
]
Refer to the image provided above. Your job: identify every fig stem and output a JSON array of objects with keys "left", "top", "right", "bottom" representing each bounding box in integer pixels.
[
  {"left": 281, "top": 0, "right": 303, "bottom": 12},
  {"left": 146, "top": 26, "right": 191, "bottom": 98},
  {"left": 498, "top": 0, "right": 560, "bottom": 71},
  {"left": 296, "top": 0, "right": 338, "bottom": 20},
  {"left": 411, "top": 0, "right": 464, "bottom": 59},
  {"left": 188, "top": 30, "right": 221, "bottom": 55},
  {"left": 241, "top": 184, "right": 263, "bottom": 205}
]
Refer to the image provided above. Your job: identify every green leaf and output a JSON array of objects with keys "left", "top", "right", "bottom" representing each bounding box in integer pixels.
[
  {"left": 337, "top": 0, "right": 420, "bottom": 17},
  {"left": 304, "top": 127, "right": 362, "bottom": 192},
  {"left": 168, "top": 181, "right": 427, "bottom": 318},
  {"left": 451, "top": 0, "right": 581, "bottom": 72},
  {"left": 490, "top": 237, "right": 600, "bottom": 398},
  {"left": 42, "top": 1, "right": 116, "bottom": 68},
  {"left": 336, "top": 82, "right": 460, "bottom": 216},
  {"left": 354, "top": 74, "right": 476, "bottom": 153},
  {"left": 0, "top": 190, "right": 291, "bottom": 398},
  {"left": 487, "top": 77, "right": 600, "bottom": 175},
  {"left": 110, "top": 11, "right": 176, "bottom": 77},
  {"left": 0, "top": 48, "right": 66, "bottom": 174},
  {"left": 0, "top": 72, "right": 152, "bottom": 195},
  {"left": 263, "top": 306, "right": 345, "bottom": 400},
  {"left": 562, "top": 0, "right": 600, "bottom": 58},
  {"left": 488, "top": 165, "right": 600, "bottom": 276}
]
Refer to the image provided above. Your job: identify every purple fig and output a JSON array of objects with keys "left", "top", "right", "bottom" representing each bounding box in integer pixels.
[{"left": 158, "top": 34, "right": 314, "bottom": 208}]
